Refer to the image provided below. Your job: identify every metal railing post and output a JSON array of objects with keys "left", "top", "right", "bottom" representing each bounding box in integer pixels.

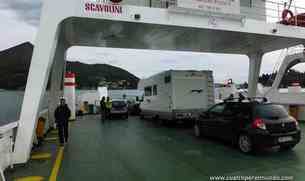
[
  {"left": 277, "top": 3, "right": 280, "bottom": 21},
  {"left": 294, "top": 5, "right": 298, "bottom": 26},
  {"left": 0, "top": 167, "right": 5, "bottom": 181}
]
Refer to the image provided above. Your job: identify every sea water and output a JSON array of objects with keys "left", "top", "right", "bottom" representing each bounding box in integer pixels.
[
  {"left": 0, "top": 91, "right": 49, "bottom": 126},
  {"left": 0, "top": 91, "right": 24, "bottom": 126},
  {"left": 0, "top": 89, "right": 143, "bottom": 126}
]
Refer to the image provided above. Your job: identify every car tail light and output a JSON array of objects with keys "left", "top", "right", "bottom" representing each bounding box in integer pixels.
[
  {"left": 252, "top": 118, "right": 266, "bottom": 130},
  {"left": 290, "top": 116, "right": 299, "bottom": 127}
]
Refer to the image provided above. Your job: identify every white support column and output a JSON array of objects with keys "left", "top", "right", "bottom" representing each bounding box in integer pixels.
[
  {"left": 48, "top": 41, "right": 68, "bottom": 129},
  {"left": 13, "top": 19, "right": 63, "bottom": 164},
  {"left": 248, "top": 51, "right": 264, "bottom": 98}
]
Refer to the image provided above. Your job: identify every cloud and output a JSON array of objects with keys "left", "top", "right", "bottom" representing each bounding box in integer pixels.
[
  {"left": 67, "top": 47, "right": 251, "bottom": 83},
  {"left": 0, "top": 0, "right": 42, "bottom": 26},
  {"left": 2, "top": 0, "right": 304, "bottom": 83},
  {"left": 0, "top": 9, "right": 37, "bottom": 50}
]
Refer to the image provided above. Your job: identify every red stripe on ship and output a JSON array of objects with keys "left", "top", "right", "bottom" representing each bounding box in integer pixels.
[
  {"left": 65, "top": 72, "right": 75, "bottom": 78},
  {"left": 64, "top": 82, "right": 76, "bottom": 86}
]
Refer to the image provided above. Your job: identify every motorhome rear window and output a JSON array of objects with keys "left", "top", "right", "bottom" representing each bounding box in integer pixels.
[
  {"left": 164, "top": 75, "right": 171, "bottom": 83},
  {"left": 240, "top": 0, "right": 252, "bottom": 7},
  {"left": 144, "top": 86, "right": 152, "bottom": 96},
  {"left": 153, "top": 85, "right": 158, "bottom": 95}
]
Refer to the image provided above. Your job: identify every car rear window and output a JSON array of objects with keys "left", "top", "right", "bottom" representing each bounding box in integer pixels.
[
  {"left": 255, "top": 104, "right": 288, "bottom": 119},
  {"left": 112, "top": 101, "right": 126, "bottom": 107}
]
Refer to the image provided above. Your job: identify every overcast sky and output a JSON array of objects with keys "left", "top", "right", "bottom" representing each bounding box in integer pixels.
[{"left": 1, "top": 0, "right": 305, "bottom": 83}]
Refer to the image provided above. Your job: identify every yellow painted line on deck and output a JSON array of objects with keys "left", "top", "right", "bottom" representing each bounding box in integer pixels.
[
  {"left": 15, "top": 176, "right": 45, "bottom": 181},
  {"left": 49, "top": 146, "right": 64, "bottom": 181},
  {"left": 44, "top": 137, "right": 58, "bottom": 141},
  {"left": 31, "top": 152, "right": 52, "bottom": 160},
  {"left": 50, "top": 130, "right": 58, "bottom": 134}
]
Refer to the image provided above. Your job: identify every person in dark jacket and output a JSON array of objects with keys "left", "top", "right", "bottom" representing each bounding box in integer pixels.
[
  {"left": 54, "top": 98, "right": 71, "bottom": 146},
  {"left": 100, "top": 96, "right": 106, "bottom": 123}
]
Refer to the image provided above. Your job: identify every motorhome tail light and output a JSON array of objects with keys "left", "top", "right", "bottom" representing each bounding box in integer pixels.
[{"left": 252, "top": 118, "right": 266, "bottom": 130}]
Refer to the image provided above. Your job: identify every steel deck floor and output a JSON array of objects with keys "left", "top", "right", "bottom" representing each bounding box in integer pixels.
[{"left": 5, "top": 115, "right": 305, "bottom": 180}]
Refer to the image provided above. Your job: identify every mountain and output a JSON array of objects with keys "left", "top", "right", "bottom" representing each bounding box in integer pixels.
[
  {"left": 0, "top": 42, "right": 33, "bottom": 90},
  {"left": 0, "top": 42, "right": 139, "bottom": 90},
  {"left": 66, "top": 62, "right": 139, "bottom": 89}
]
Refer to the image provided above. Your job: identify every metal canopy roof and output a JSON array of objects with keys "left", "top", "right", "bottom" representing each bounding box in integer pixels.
[{"left": 61, "top": 17, "right": 305, "bottom": 55}]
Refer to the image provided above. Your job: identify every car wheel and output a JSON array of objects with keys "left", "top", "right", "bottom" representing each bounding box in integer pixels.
[
  {"left": 140, "top": 114, "right": 144, "bottom": 120},
  {"left": 161, "top": 119, "right": 172, "bottom": 126},
  {"left": 194, "top": 124, "right": 201, "bottom": 137},
  {"left": 154, "top": 115, "right": 162, "bottom": 125},
  {"left": 280, "top": 144, "right": 296, "bottom": 151},
  {"left": 238, "top": 134, "right": 253, "bottom": 154}
]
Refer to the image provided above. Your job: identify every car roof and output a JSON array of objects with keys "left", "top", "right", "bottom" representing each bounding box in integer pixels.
[
  {"left": 223, "top": 101, "right": 280, "bottom": 107},
  {"left": 112, "top": 99, "right": 126, "bottom": 102}
]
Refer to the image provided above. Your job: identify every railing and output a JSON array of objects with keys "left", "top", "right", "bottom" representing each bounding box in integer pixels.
[
  {"left": 0, "top": 121, "right": 18, "bottom": 181},
  {"left": 149, "top": 0, "right": 305, "bottom": 25},
  {"left": 265, "top": 0, "right": 305, "bottom": 23},
  {"left": 0, "top": 108, "right": 50, "bottom": 181}
]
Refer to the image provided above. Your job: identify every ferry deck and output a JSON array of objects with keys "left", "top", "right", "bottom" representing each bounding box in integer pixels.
[{"left": 5, "top": 115, "right": 305, "bottom": 180}]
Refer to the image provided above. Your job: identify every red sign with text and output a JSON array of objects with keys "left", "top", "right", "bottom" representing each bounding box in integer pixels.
[{"left": 85, "top": 0, "right": 123, "bottom": 14}]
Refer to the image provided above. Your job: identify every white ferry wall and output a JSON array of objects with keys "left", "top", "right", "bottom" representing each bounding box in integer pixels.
[
  {"left": 122, "top": 0, "right": 266, "bottom": 21},
  {"left": 215, "top": 84, "right": 239, "bottom": 101},
  {"left": 264, "top": 51, "right": 305, "bottom": 122},
  {"left": 240, "top": 0, "right": 266, "bottom": 21},
  {"left": 139, "top": 70, "right": 214, "bottom": 121}
]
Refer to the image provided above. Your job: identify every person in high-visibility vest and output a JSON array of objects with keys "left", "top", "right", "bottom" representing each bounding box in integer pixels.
[{"left": 105, "top": 97, "right": 112, "bottom": 119}]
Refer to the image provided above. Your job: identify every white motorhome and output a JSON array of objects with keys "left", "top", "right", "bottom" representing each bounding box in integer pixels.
[{"left": 138, "top": 70, "right": 214, "bottom": 122}]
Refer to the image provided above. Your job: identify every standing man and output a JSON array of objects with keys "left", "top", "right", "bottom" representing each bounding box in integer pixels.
[
  {"left": 55, "top": 98, "right": 71, "bottom": 146},
  {"left": 105, "top": 97, "right": 112, "bottom": 119},
  {"left": 100, "top": 96, "right": 106, "bottom": 123}
]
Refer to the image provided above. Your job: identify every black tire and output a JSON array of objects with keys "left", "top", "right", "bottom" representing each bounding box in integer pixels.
[
  {"left": 140, "top": 114, "right": 144, "bottom": 120},
  {"left": 238, "top": 134, "right": 254, "bottom": 154},
  {"left": 194, "top": 124, "right": 201, "bottom": 138},
  {"left": 125, "top": 114, "right": 129, "bottom": 120},
  {"left": 154, "top": 115, "right": 160, "bottom": 120},
  {"left": 280, "top": 144, "right": 296, "bottom": 151},
  {"left": 161, "top": 119, "right": 170, "bottom": 126},
  {"left": 155, "top": 116, "right": 163, "bottom": 125}
]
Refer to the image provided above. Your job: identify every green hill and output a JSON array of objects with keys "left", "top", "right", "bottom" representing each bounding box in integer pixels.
[{"left": 0, "top": 42, "right": 139, "bottom": 90}]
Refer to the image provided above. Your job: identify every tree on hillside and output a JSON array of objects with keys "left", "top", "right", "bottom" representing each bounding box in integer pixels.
[{"left": 259, "top": 69, "right": 305, "bottom": 88}]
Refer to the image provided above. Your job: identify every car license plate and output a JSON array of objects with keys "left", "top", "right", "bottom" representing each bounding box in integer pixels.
[{"left": 278, "top": 136, "right": 293, "bottom": 143}]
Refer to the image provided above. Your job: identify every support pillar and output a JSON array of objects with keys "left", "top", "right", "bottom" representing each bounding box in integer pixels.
[
  {"left": 13, "top": 23, "right": 62, "bottom": 164},
  {"left": 48, "top": 42, "right": 68, "bottom": 129},
  {"left": 12, "top": 0, "right": 73, "bottom": 164},
  {"left": 248, "top": 51, "right": 264, "bottom": 98}
]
